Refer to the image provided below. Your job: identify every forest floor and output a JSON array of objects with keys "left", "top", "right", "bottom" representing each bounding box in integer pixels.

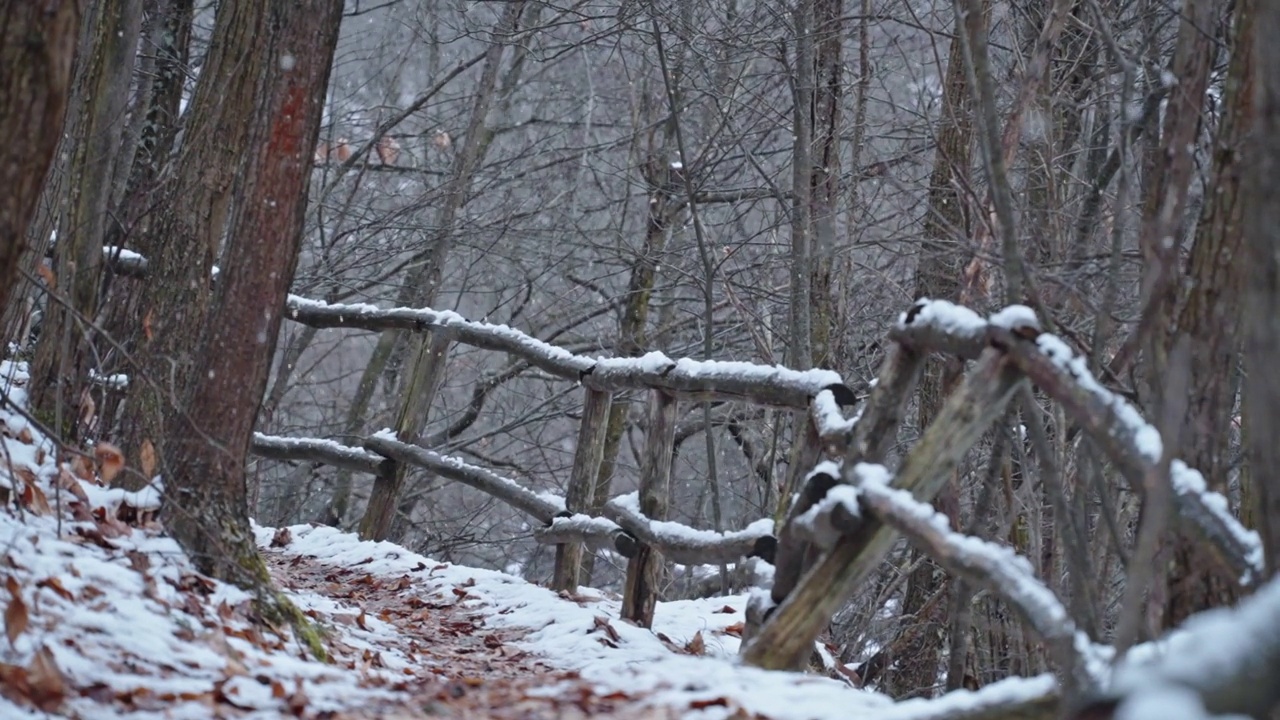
[
  {"left": 0, "top": 360, "right": 1053, "bottom": 719},
  {"left": 259, "top": 538, "right": 685, "bottom": 720}
]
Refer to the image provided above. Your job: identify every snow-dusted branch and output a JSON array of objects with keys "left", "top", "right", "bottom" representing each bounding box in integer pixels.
[
  {"left": 252, "top": 433, "right": 390, "bottom": 476},
  {"left": 285, "top": 295, "right": 852, "bottom": 409},
  {"left": 847, "top": 463, "right": 1100, "bottom": 690},
  {"left": 987, "top": 327, "right": 1264, "bottom": 585},
  {"left": 883, "top": 299, "right": 1262, "bottom": 587},
  {"left": 602, "top": 492, "right": 776, "bottom": 566}
]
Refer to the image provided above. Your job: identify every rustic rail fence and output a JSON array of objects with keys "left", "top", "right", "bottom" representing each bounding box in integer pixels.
[
  {"left": 258, "top": 293, "right": 1261, "bottom": 694},
  {"left": 100, "top": 246, "right": 1269, "bottom": 713}
]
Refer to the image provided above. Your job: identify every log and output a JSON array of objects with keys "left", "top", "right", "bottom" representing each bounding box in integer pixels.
[
  {"left": 362, "top": 434, "right": 563, "bottom": 522},
  {"left": 602, "top": 492, "right": 775, "bottom": 566},
  {"left": 285, "top": 295, "right": 851, "bottom": 409},
  {"left": 251, "top": 433, "right": 391, "bottom": 476},
  {"left": 535, "top": 512, "right": 636, "bottom": 558}
]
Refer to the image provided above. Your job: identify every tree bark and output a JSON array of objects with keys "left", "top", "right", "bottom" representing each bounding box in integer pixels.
[
  {"left": 116, "top": 0, "right": 301, "bottom": 488},
  {"left": 1164, "top": 0, "right": 1254, "bottom": 625},
  {"left": 891, "top": 7, "right": 976, "bottom": 697},
  {"left": 0, "top": 1, "right": 83, "bottom": 343},
  {"left": 1244, "top": 0, "right": 1280, "bottom": 581},
  {"left": 163, "top": 0, "right": 342, "bottom": 621},
  {"left": 30, "top": 0, "right": 143, "bottom": 435}
]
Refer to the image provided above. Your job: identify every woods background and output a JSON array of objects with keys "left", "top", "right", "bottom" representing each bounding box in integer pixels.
[{"left": 2, "top": 0, "right": 1276, "bottom": 708}]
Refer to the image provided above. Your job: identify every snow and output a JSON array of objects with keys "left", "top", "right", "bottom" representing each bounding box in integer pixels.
[
  {"left": 898, "top": 298, "right": 986, "bottom": 335},
  {"left": 988, "top": 305, "right": 1039, "bottom": 330},
  {"left": 608, "top": 492, "right": 773, "bottom": 545},
  {"left": 260, "top": 522, "right": 1060, "bottom": 720},
  {"left": 813, "top": 389, "right": 857, "bottom": 436},
  {"left": 0, "top": 362, "right": 442, "bottom": 717},
  {"left": 102, "top": 246, "right": 145, "bottom": 263}
]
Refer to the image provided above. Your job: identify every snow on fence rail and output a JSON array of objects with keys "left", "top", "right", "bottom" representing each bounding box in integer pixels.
[
  {"left": 284, "top": 295, "right": 856, "bottom": 409},
  {"left": 250, "top": 431, "right": 780, "bottom": 568}
]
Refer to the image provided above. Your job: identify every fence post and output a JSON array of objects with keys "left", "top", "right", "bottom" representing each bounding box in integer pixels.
[
  {"left": 359, "top": 328, "right": 453, "bottom": 541},
  {"left": 620, "top": 389, "right": 678, "bottom": 627},
  {"left": 552, "top": 388, "right": 613, "bottom": 592}
]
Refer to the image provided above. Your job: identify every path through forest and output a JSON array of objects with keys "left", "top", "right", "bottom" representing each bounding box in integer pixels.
[{"left": 262, "top": 540, "right": 682, "bottom": 719}]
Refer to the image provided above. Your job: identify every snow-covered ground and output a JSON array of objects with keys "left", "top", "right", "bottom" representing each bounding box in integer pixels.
[
  {"left": 0, "top": 358, "right": 1055, "bottom": 718},
  {"left": 259, "top": 521, "right": 1056, "bottom": 720}
]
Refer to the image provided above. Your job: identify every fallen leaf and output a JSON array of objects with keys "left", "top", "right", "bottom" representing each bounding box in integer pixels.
[
  {"left": 451, "top": 587, "right": 470, "bottom": 599},
  {"left": 592, "top": 616, "right": 620, "bottom": 643},
  {"left": 286, "top": 679, "right": 308, "bottom": 717},
  {"left": 714, "top": 605, "right": 737, "bottom": 614},
  {"left": 685, "top": 630, "right": 706, "bottom": 655},
  {"left": 356, "top": 610, "right": 369, "bottom": 630},
  {"left": 690, "top": 697, "right": 731, "bottom": 710},
  {"left": 18, "top": 479, "right": 51, "bottom": 516},
  {"left": 95, "top": 442, "right": 125, "bottom": 484},
  {"left": 55, "top": 469, "right": 89, "bottom": 503},
  {"left": 143, "top": 309, "right": 154, "bottom": 341},
  {"left": 35, "top": 577, "right": 73, "bottom": 602},
  {"left": 70, "top": 455, "right": 93, "bottom": 482},
  {"left": 720, "top": 621, "right": 745, "bottom": 637},
  {"left": 16, "top": 427, "right": 32, "bottom": 444},
  {"left": 26, "top": 645, "right": 66, "bottom": 711},
  {"left": 4, "top": 577, "right": 29, "bottom": 646}
]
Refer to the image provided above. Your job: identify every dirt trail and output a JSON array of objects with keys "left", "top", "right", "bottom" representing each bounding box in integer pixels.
[{"left": 264, "top": 550, "right": 679, "bottom": 719}]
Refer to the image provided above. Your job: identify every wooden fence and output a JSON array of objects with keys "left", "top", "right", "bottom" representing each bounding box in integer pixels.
[{"left": 254, "top": 293, "right": 1261, "bottom": 697}]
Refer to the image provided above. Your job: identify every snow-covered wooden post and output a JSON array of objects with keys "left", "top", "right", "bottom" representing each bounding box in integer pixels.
[
  {"left": 621, "top": 389, "right": 678, "bottom": 627},
  {"left": 552, "top": 388, "right": 613, "bottom": 592}
]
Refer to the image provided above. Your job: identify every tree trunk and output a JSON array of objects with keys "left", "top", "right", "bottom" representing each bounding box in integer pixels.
[
  {"left": 163, "top": 0, "right": 342, "bottom": 633},
  {"left": 889, "top": 7, "right": 975, "bottom": 699},
  {"left": 581, "top": 130, "right": 680, "bottom": 586},
  {"left": 808, "top": 0, "right": 842, "bottom": 371},
  {"left": 1164, "top": 0, "right": 1254, "bottom": 625},
  {"left": 30, "top": 0, "right": 143, "bottom": 436},
  {"left": 1244, "top": 0, "right": 1280, "bottom": 582},
  {"left": 357, "top": 1, "right": 527, "bottom": 541},
  {"left": 115, "top": 0, "right": 291, "bottom": 489},
  {"left": 0, "top": 1, "right": 83, "bottom": 344}
]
